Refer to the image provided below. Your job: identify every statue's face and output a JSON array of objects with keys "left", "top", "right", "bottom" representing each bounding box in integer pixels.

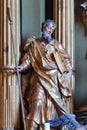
[
  {"left": 43, "top": 23, "right": 54, "bottom": 37},
  {"left": 42, "top": 22, "right": 54, "bottom": 42}
]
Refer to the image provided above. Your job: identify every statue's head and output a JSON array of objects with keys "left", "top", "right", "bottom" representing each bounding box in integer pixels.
[
  {"left": 41, "top": 19, "right": 56, "bottom": 42},
  {"left": 41, "top": 19, "right": 56, "bottom": 33}
]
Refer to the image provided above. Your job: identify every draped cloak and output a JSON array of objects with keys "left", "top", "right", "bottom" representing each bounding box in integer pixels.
[{"left": 21, "top": 36, "right": 72, "bottom": 124}]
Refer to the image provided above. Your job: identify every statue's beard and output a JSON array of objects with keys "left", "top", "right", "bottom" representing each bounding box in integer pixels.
[{"left": 42, "top": 32, "right": 52, "bottom": 42}]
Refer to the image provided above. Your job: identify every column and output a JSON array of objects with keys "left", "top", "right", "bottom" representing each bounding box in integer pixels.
[{"left": 0, "top": 0, "right": 21, "bottom": 129}]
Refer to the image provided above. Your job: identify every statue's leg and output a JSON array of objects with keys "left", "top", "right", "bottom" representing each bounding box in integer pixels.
[
  {"left": 25, "top": 82, "right": 46, "bottom": 130},
  {"left": 25, "top": 81, "right": 59, "bottom": 130}
]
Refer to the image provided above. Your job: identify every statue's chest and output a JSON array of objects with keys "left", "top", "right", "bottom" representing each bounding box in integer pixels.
[
  {"left": 35, "top": 42, "right": 57, "bottom": 68},
  {"left": 39, "top": 43, "right": 55, "bottom": 59}
]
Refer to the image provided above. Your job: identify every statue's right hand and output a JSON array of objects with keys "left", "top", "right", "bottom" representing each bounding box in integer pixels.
[{"left": 14, "top": 65, "right": 24, "bottom": 72}]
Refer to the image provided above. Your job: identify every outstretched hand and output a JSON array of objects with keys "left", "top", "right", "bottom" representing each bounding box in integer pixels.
[{"left": 14, "top": 65, "right": 24, "bottom": 72}]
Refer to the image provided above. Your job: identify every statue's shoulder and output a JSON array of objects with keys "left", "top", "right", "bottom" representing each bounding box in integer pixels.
[
  {"left": 54, "top": 39, "right": 70, "bottom": 58},
  {"left": 54, "top": 39, "right": 62, "bottom": 50},
  {"left": 27, "top": 35, "right": 36, "bottom": 43},
  {"left": 24, "top": 35, "right": 36, "bottom": 51},
  {"left": 35, "top": 37, "right": 42, "bottom": 43}
]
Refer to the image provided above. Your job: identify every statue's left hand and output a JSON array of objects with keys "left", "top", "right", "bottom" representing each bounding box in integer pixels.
[{"left": 14, "top": 65, "right": 24, "bottom": 72}]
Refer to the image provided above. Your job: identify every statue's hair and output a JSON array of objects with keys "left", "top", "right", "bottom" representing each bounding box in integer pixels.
[{"left": 41, "top": 19, "right": 56, "bottom": 32}]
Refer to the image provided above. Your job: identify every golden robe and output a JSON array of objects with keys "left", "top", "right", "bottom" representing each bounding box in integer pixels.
[{"left": 21, "top": 36, "right": 72, "bottom": 126}]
